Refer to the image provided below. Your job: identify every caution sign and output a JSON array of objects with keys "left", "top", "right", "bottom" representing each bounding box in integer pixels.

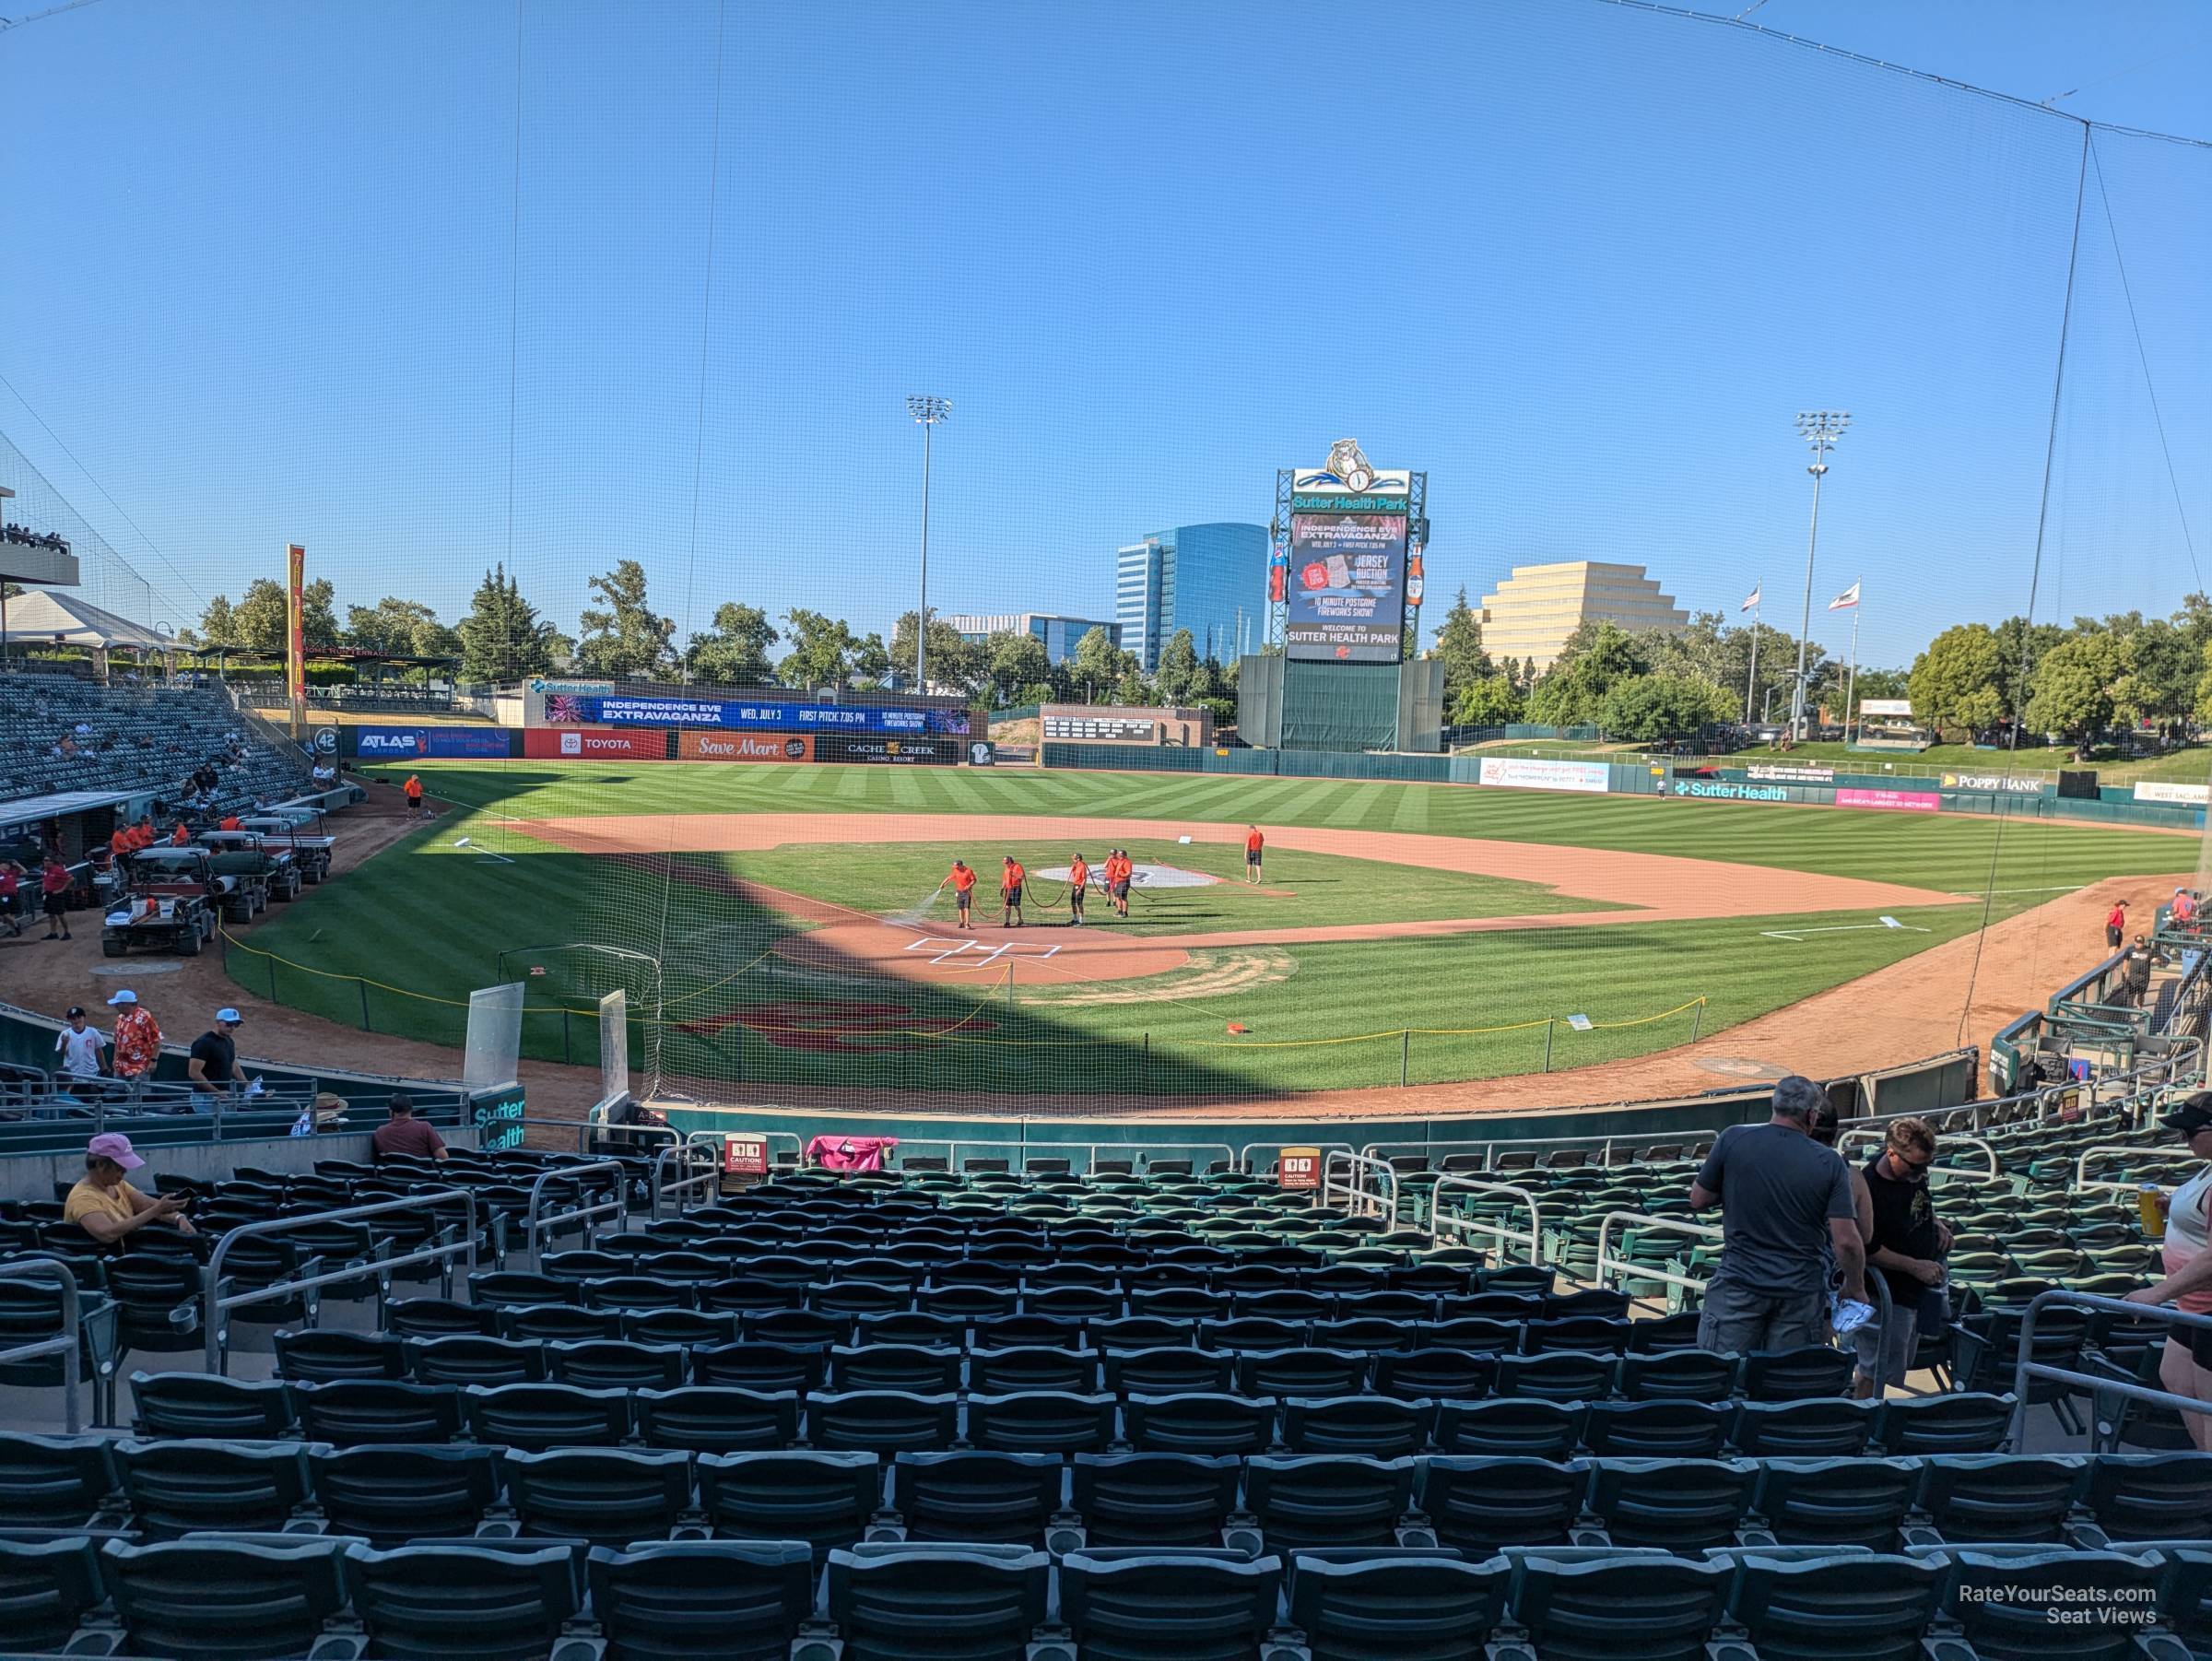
[
  {"left": 1278, "top": 1146, "right": 1322, "bottom": 1191},
  {"left": 723, "top": 1134, "right": 771, "bottom": 1177}
]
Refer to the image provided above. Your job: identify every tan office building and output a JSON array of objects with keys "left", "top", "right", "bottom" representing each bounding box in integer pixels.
[{"left": 1478, "top": 561, "right": 1688, "bottom": 672}]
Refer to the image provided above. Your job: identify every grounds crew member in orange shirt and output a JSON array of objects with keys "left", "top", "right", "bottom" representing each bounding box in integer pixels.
[
  {"left": 218, "top": 813, "right": 242, "bottom": 831},
  {"left": 948, "top": 859, "right": 977, "bottom": 930},
  {"left": 1068, "top": 853, "right": 1089, "bottom": 925},
  {"left": 1000, "top": 856, "right": 1026, "bottom": 927},
  {"left": 403, "top": 775, "right": 425, "bottom": 819},
  {"left": 1108, "top": 849, "right": 1133, "bottom": 918},
  {"left": 1245, "top": 825, "right": 1265, "bottom": 885},
  {"left": 170, "top": 823, "right": 191, "bottom": 846}
]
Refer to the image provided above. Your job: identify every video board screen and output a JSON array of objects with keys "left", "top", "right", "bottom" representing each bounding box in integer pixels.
[{"left": 1284, "top": 504, "right": 1407, "bottom": 662}]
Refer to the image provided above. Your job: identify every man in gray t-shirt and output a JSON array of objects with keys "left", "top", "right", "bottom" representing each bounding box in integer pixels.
[{"left": 1689, "top": 1075, "right": 1869, "bottom": 1352}]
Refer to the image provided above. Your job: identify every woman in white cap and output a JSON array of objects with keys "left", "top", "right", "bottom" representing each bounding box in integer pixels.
[{"left": 64, "top": 1133, "right": 195, "bottom": 1244}]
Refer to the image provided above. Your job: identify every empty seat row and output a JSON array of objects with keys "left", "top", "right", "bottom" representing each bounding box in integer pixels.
[
  {"left": 6, "top": 1516, "right": 2207, "bottom": 1661},
  {"left": 15, "top": 1433, "right": 2203, "bottom": 1557},
  {"left": 132, "top": 1371, "right": 2020, "bottom": 1456}
]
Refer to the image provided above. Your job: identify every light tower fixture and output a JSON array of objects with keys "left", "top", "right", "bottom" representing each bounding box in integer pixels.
[
  {"left": 1789, "top": 409, "right": 1850, "bottom": 739},
  {"left": 906, "top": 395, "right": 952, "bottom": 691}
]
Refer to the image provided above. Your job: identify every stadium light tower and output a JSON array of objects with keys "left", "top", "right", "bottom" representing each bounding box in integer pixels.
[
  {"left": 906, "top": 395, "right": 952, "bottom": 690},
  {"left": 1789, "top": 410, "right": 1850, "bottom": 739}
]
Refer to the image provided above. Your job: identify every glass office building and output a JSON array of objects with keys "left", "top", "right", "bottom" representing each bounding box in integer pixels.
[
  {"left": 941, "top": 612, "right": 1121, "bottom": 666},
  {"left": 1113, "top": 522, "right": 1267, "bottom": 671}
]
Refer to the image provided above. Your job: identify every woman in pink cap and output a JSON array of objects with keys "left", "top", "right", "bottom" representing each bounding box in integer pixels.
[{"left": 63, "top": 1134, "right": 195, "bottom": 1244}]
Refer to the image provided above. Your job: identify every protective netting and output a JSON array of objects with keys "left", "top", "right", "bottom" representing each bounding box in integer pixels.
[{"left": 0, "top": 1, "right": 2203, "bottom": 1117}]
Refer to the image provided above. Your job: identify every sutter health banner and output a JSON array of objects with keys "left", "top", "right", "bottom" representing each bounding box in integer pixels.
[{"left": 678, "top": 732, "right": 814, "bottom": 762}]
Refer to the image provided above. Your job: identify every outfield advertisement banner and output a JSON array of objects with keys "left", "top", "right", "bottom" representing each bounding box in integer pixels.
[
  {"left": 817, "top": 735, "right": 960, "bottom": 765},
  {"left": 520, "top": 727, "right": 669, "bottom": 760},
  {"left": 354, "top": 725, "right": 513, "bottom": 760},
  {"left": 1670, "top": 779, "right": 1788, "bottom": 803},
  {"left": 1477, "top": 757, "right": 1610, "bottom": 795},
  {"left": 1941, "top": 771, "right": 2043, "bottom": 794},
  {"left": 1748, "top": 763, "right": 1836, "bottom": 784},
  {"left": 1836, "top": 786, "right": 1939, "bottom": 813},
  {"left": 547, "top": 694, "right": 971, "bottom": 736},
  {"left": 2134, "top": 781, "right": 2211, "bottom": 806},
  {"left": 677, "top": 731, "right": 814, "bottom": 763}
]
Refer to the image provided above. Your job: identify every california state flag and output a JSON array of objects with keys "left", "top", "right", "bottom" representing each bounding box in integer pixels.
[{"left": 1828, "top": 583, "right": 1861, "bottom": 611}]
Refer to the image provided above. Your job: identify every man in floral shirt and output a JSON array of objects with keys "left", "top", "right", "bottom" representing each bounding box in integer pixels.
[{"left": 106, "top": 990, "right": 163, "bottom": 1103}]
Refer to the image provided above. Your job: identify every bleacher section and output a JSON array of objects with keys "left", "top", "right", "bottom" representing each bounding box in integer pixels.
[
  {"left": 0, "top": 1082, "right": 2204, "bottom": 1661},
  {"left": 0, "top": 672, "right": 311, "bottom": 815}
]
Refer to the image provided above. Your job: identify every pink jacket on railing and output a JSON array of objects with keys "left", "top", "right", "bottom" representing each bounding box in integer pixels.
[{"left": 806, "top": 1134, "right": 898, "bottom": 1173}]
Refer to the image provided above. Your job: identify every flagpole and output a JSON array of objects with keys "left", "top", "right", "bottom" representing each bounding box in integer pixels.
[
  {"left": 1744, "top": 596, "right": 1760, "bottom": 725},
  {"left": 1842, "top": 591, "right": 1861, "bottom": 745}
]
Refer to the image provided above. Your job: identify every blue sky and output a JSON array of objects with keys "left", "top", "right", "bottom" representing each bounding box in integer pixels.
[{"left": 0, "top": 0, "right": 2205, "bottom": 671}]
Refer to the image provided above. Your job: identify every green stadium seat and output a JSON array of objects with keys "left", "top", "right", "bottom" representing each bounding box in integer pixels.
[
  {"left": 585, "top": 1539, "right": 816, "bottom": 1661},
  {"left": 962, "top": 1390, "right": 1117, "bottom": 1455},
  {"left": 1101, "top": 1346, "right": 1234, "bottom": 1395},
  {"left": 406, "top": 1334, "right": 547, "bottom": 1386},
  {"left": 691, "top": 1339, "right": 828, "bottom": 1394},
  {"left": 292, "top": 1379, "right": 463, "bottom": 1447},
  {"left": 116, "top": 1437, "right": 315, "bottom": 1537},
  {"left": 1280, "top": 1395, "right": 1435, "bottom": 1458},
  {"left": 696, "top": 1451, "right": 882, "bottom": 1558},
  {"left": 1372, "top": 1347, "right": 1498, "bottom": 1402},
  {"left": 0, "top": 1536, "right": 105, "bottom": 1653},
  {"left": 384, "top": 1296, "right": 499, "bottom": 1337},
  {"left": 1285, "top": 1547, "right": 1508, "bottom": 1661},
  {"left": 829, "top": 1342, "right": 964, "bottom": 1395},
  {"left": 818, "top": 1541, "right": 1050, "bottom": 1660},
  {"left": 341, "top": 1540, "right": 582, "bottom": 1661},
  {"left": 308, "top": 1443, "right": 500, "bottom": 1543},
  {"left": 632, "top": 1385, "right": 800, "bottom": 1455},
  {"left": 1616, "top": 1348, "right": 1736, "bottom": 1403},
  {"left": 467, "top": 1269, "right": 577, "bottom": 1309},
  {"left": 1057, "top": 1547, "right": 1282, "bottom": 1661},
  {"left": 462, "top": 1382, "right": 629, "bottom": 1450},
  {"left": 805, "top": 1388, "right": 960, "bottom": 1455},
  {"left": 1939, "top": 1546, "right": 2165, "bottom": 1661},
  {"left": 2077, "top": 1452, "right": 2212, "bottom": 1545},
  {"left": 495, "top": 1445, "right": 697, "bottom": 1546},
  {"left": 0, "top": 1431, "right": 124, "bottom": 1531},
  {"left": 1582, "top": 1457, "right": 1759, "bottom": 1551},
  {"left": 1581, "top": 1400, "right": 1732, "bottom": 1458},
  {"left": 1235, "top": 1347, "right": 1370, "bottom": 1398},
  {"left": 1508, "top": 1551, "right": 1731, "bottom": 1661},
  {"left": 101, "top": 1536, "right": 349, "bottom": 1661},
  {"left": 1863, "top": 1392, "right": 2013, "bottom": 1455},
  {"left": 1726, "top": 1398, "right": 1876, "bottom": 1456},
  {"left": 1743, "top": 1456, "right": 1919, "bottom": 1549},
  {"left": 1907, "top": 1453, "right": 2086, "bottom": 1545},
  {"left": 1241, "top": 1454, "right": 1419, "bottom": 1550},
  {"left": 1070, "top": 1452, "right": 1242, "bottom": 1547},
  {"left": 1735, "top": 1346, "right": 1854, "bottom": 1401},
  {"left": 1123, "top": 1392, "right": 1277, "bottom": 1455},
  {"left": 1722, "top": 1549, "right": 1945, "bottom": 1661},
  {"left": 622, "top": 1306, "right": 740, "bottom": 1347},
  {"left": 272, "top": 1327, "right": 407, "bottom": 1382},
  {"left": 1418, "top": 1455, "right": 1583, "bottom": 1551},
  {"left": 1434, "top": 1399, "right": 1584, "bottom": 1459},
  {"left": 498, "top": 1303, "right": 626, "bottom": 1342},
  {"left": 128, "top": 1371, "right": 294, "bottom": 1439},
  {"left": 546, "top": 1337, "right": 687, "bottom": 1391},
  {"left": 1495, "top": 1350, "right": 1615, "bottom": 1404},
  {"left": 884, "top": 1450, "right": 1065, "bottom": 1546}
]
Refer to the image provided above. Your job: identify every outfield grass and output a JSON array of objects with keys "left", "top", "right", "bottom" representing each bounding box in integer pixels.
[
  {"left": 715, "top": 839, "right": 1619, "bottom": 936},
  {"left": 239, "top": 760, "right": 2197, "bottom": 1097}
]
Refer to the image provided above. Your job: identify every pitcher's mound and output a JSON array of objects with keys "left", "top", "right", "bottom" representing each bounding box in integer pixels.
[{"left": 1038, "top": 863, "right": 1218, "bottom": 889}]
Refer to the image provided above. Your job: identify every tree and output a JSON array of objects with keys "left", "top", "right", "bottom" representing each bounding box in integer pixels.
[
  {"left": 300, "top": 578, "right": 341, "bottom": 649},
  {"left": 1598, "top": 671, "right": 1736, "bottom": 742},
  {"left": 1431, "top": 587, "right": 1491, "bottom": 704},
  {"left": 1991, "top": 616, "right": 2066, "bottom": 723},
  {"left": 191, "top": 594, "right": 240, "bottom": 649},
  {"left": 2027, "top": 630, "right": 2131, "bottom": 744},
  {"left": 2192, "top": 640, "right": 2212, "bottom": 728},
  {"left": 1527, "top": 621, "right": 1646, "bottom": 727},
  {"left": 456, "top": 563, "right": 563, "bottom": 682},
  {"left": 985, "top": 630, "right": 1053, "bottom": 705},
  {"left": 888, "top": 609, "right": 983, "bottom": 694},
  {"left": 682, "top": 601, "right": 778, "bottom": 686},
  {"left": 1071, "top": 626, "right": 1122, "bottom": 699},
  {"left": 1909, "top": 623, "right": 2005, "bottom": 736},
  {"left": 1452, "top": 675, "right": 1524, "bottom": 726},
  {"left": 1154, "top": 629, "right": 1200, "bottom": 705},
  {"left": 851, "top": 632, "right": 890, "bottom": 689},
  {"left": 577, "top": 560, "right": 677, "bottom": 680},
  {"left": 778, "top": 608, "right": 860, "bottom": 689}
]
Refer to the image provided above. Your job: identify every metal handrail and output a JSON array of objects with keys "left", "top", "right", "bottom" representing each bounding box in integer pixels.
[
  {"left": 1359, "top": 1130, "right": 1693, "bottom": 1169},
  {"left": 201, "top": 1186, "right": 480, "bottom": 1372},
  {"left": 1429, "top": 1175, "right": 1544, "bottom": 1266},
  {"left": 650, "top": 1142, "right": 721, "bottom": 1223},
  {"left": 1321, "top": 1150, "right": 1400, "bottom": 1225},
  {"left": 1924, "top": 1168, "right": 2023, "bottom": 1196},
  {"left": 2074, "top": 1143, "right": 2198, "bottom": 1193},
  {"left": 522, "top": 1159, "right": 629, "bottom": 1258},
  {"left": 1593, "top": 1209, "right": 1722, "bottom": 1297},
  {"left": 0, "top": 1258, "right": 85, "bottom": 1433},
  {"left": 1838, "top": 1130, "right": 1999, "bottom": 1177},
  {"left": 2008, "top": 1290, "right": 2212, "bottom": 1450}
]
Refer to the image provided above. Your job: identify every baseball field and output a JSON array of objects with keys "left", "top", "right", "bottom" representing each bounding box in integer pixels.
[{"left": 216, "top": 760, "right": 2198, "bottom": 1110}]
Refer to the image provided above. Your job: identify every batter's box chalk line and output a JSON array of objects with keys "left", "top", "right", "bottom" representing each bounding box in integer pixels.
[{"left": 902, "top": 936, "right": 1065, "bottom": 968}]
